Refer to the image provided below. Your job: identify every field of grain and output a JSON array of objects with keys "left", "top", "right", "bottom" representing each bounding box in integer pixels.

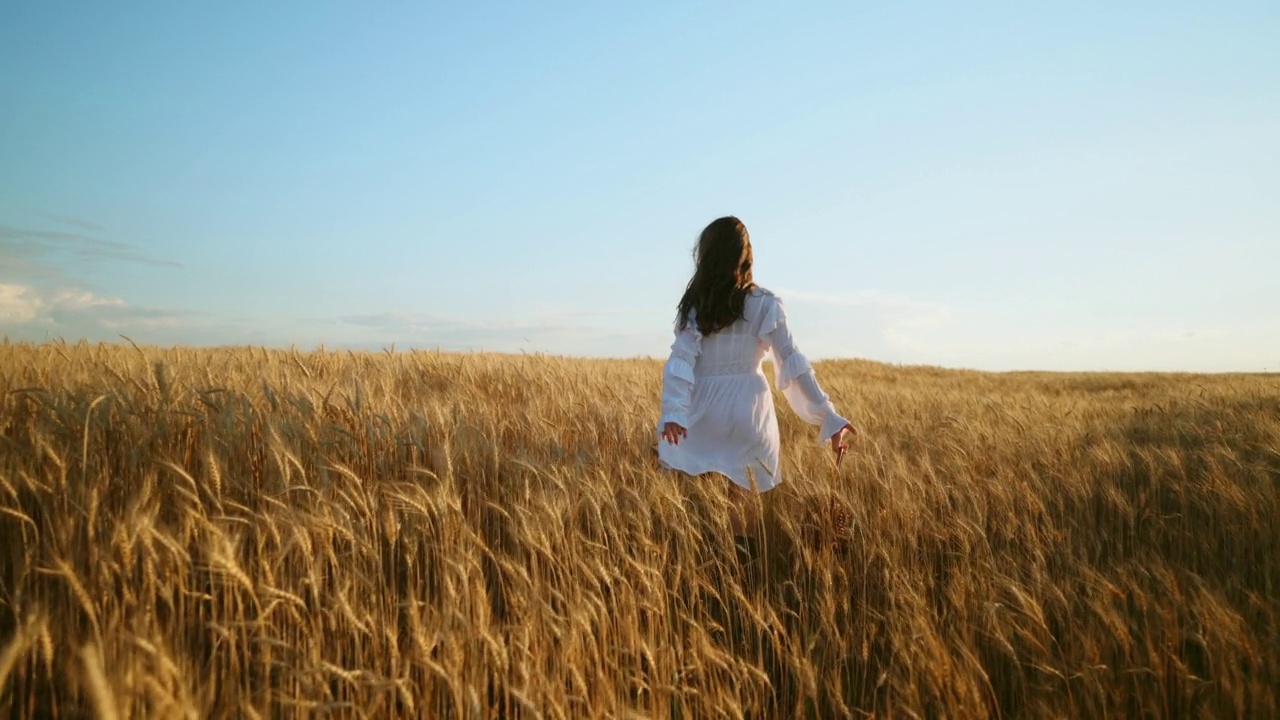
[{"left": 0, "top": 341, "right": 1276, "bottom": 718}]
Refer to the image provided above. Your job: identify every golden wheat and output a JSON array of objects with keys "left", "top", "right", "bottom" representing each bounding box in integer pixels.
[{"left": 0, "top": 340, "right": 1276, "bottom": 718}]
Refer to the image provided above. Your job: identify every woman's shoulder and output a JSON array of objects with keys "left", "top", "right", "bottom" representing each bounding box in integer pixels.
[
  {"left": 744, "top": 287, "right": 784, "bottom": 335},
  {"left": 745, "top": 286, "right": 783, "bottom": 319},
  {"left": 748, "top": 286, "right": 781, "bottom": 307}
]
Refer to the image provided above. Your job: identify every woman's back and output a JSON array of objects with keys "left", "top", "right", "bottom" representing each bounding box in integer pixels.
[{"left": 694, "top": 290, "right": 775, "bottom": 379}]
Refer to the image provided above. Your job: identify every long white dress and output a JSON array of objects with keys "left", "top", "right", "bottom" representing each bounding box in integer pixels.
[{"left": 656, "top": 288, "right": 850, "bottom": 492}]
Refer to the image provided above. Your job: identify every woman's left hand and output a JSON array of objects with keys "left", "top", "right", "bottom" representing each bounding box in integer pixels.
[{"left": 661, "top": 422, "right": 687, "bottom": 446}]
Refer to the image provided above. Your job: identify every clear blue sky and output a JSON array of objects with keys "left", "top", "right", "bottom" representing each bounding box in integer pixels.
[{"left": 2, "top": 2, "right": 1277, "bottom": 371}]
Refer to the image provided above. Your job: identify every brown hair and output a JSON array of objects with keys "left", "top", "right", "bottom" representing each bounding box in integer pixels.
[{"left": 677, "top": 216, "right": 757, "bottom": 335}]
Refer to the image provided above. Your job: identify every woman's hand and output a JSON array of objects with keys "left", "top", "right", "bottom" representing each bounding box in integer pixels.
[
  {"left": 661, "top": 422, "right": 688, "bottom": 446},
  {"left": 831, "top": 423, "right": 857, "bottom": 465}
]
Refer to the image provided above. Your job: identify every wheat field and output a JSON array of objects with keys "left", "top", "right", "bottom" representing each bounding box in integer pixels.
[{"left": 0, "top": 341, "right": 1276, "bottom": 718}]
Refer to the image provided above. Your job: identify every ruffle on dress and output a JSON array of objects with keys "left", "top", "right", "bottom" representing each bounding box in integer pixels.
[
  {"left": 756, "top": 293, "right": 783, "bottom": 340},
  {"left": 666, "top": 343, "right": 699, "bottom": 384},
  {"left": 667, "top": 314, "right": 702, "bottom": 383},
  {"left": 658, "top": 316, "right": 703, "bottom": 427},
  {"left": 756, "top": 295, "right": 812, "bottom": 391},
  {"left": 774, "top": 350, "right": 814, "bottom": 392}
]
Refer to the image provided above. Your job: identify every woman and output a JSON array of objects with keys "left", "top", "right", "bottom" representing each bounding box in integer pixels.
[{"left": 657, "top": 216, "right": 856, "bottom": 495}]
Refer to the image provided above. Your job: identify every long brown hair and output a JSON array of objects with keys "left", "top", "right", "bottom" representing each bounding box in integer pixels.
[{"left": 677, "top": 216, "right": 756, "bottom": 335}]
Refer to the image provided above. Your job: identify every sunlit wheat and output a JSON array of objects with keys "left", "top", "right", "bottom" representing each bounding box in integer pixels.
[{"left": 0, "top": 341, "right": 1276, "bottom": 717}]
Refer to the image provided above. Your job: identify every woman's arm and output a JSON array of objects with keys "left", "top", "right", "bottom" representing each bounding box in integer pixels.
[
  {"left": 658, "top": 318, "right": 701, "bottom": 443},
  {"left": 760, "top": 296, "right": 855, "bottom": 446}
]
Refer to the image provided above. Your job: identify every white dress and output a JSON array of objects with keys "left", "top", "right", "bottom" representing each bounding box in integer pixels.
[{"left": 656, "top": 288, "right": 850, "bottom": 492}]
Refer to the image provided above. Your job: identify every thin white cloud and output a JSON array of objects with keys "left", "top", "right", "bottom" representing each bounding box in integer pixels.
[
  {"left": 775, "top": 288, "right": 950, "bottom": 322},
  {"left": 0, "top": 280, "right": 666, "bottom": 355},
  {"left": 0, "top": 215, "right": 202, "bottom": 344},
  {"left": 923, "top": 319, "right": 1280, "bottom": 373},
  {"left": 774, "top": 289, "right": 1279, "bottom": 371},
  {"left": 0, "top": 224, "right": 181, "bottom": 269},
  {"left": 0, "top": 282, "right": 187, "bottom": 341},
  {"left": 337, "top": 310, "right": 665, "bottom": 357},
  {"left": 49, "top": 288, "right": 126, "bottom": 311},
  {"left": 0, "top": 284, "right": 44, "bottom": 324},
  {"left": 772, "top": 287, "right": 952, "bottom": 361},
  {"left": 34, "top": 212, "right": 106, "bottom": 233},
  {"left": 340, "top": 311, "right": 565, "bottom": 338}
]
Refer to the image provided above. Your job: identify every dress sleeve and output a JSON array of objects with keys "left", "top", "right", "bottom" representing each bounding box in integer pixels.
[
  {"left": 759, "top": 295, "right": 851, "bottom": 445},
  {"left": 658, "top": 315, "right": 702, "bottom": 432}
]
